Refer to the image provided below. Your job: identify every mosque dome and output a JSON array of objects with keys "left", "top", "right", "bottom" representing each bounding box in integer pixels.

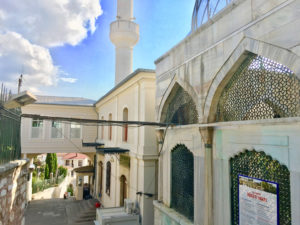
[{"left": 191, "top": 0, "right": 233, "bottom": 33}]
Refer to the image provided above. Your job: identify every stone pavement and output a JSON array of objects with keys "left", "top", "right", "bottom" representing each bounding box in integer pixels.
[{"left": 25, "top": 198, "right": 95, "bottom": 225}]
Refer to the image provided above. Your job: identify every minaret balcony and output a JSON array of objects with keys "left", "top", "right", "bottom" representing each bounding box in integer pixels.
[{"left": 110, "top": 20, "right": 139, "bottom": 47}]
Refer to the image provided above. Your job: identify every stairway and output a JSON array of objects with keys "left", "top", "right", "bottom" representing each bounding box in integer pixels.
[{"left": 66, "top": 199, "right": 98, "bottom": 225}]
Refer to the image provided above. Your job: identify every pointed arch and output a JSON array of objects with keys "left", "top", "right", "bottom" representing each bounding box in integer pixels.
[
  {"left": 159, "top": 78, "right": 199, "bottom": 125},
  {"left": 204, "top": 37, "right": 300, "bottom": 123},
  {"left": 230, "top": 149, "right": 290, "bottom": 225}
]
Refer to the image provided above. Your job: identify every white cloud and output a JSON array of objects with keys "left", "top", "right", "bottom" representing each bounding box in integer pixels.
[
  {"left": 60, "top": 77, "right": 78, "bottom": 83},
  {"left": 0, "top": 0, "right": 103, "bottom": 47},
  {"left": 0, "top": 0, "right": 102, "bottom": 94},
  {"left": 0, "top": 32, "right": 58, "bottom": 93}
]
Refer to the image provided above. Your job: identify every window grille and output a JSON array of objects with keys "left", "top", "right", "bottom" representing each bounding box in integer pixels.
[
  {"left": 217, "top": 54, "right": 300, "bottom": 122},
  {"left": 70, "top": 123, "right": 81, "bottom": 139},
  {"left": 171, "top": 144, "right": 194, "bottom": 221},
  {"left": 230, "top": 150, "right": 291, "bottom": 225},
  {"left": 106, "top": 161, "right": 111, "bottom": 196},
  {"left": 163, "top": 85, "right": 198, "bottom": 125},
  {"left": 31, "top": 119, "right": 43, "bottom": 138},
  {"left": 78, "top": 160, "right": 83, "bottom": 167},
  {"left": 65, "top": 160, "right": 69, "bottom": 166}
]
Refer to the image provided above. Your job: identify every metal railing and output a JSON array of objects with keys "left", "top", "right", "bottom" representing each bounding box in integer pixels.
[{"left": 0, "top": 84, "right": 22, "bottom": 165}]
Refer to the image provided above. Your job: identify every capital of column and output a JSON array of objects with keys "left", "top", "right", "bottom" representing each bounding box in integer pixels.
[{"left": 199, "top": 127, "right": 213, "bottom": 147}]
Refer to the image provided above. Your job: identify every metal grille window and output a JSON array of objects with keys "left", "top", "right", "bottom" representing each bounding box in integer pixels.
[
  {"left": 70, "top": 123, "right": 81, "bottom": 139},
  {"left": 51, "top": 121, "right": 63, "bottom": 138},
  {"left": 162, "top": 84, "right": 198, "bottom": 125},
  {"left": 31, "top": 119, "right": 43, "bottom": 138},
  {"left": 230, "top": 150, "right": 291, "bottom": 225},
  {"left": 217, "top": 54, "right": 300, "bottom": 122},
  {"left": 65, "top": 160, "right": 69, "bottom": 166},
  {"left": 106, "top": 161, "right": 111, "bottom": 196},
  {"left": 171, "top": 144, "right": 194, "bottom": 221}
]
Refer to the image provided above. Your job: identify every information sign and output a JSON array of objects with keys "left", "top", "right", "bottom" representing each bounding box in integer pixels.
[{"left": 239, "top": 175, "right": 278, "bottom": 225}]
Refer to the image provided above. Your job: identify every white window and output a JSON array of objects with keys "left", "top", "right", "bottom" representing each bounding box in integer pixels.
[
  {"left": 51, "top": 121, "right": 63, "bottom": 138},
  {"left": 31, "top": 119, "right": 43, "bottom": 138},
  {"left": 70, "top": 123, "right": 81, "bottom": 139}
]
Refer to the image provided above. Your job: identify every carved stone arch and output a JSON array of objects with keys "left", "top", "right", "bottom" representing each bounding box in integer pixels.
[
  {"left": 204, "top": 37, "right": 300, "bottom": 123},
  {"left": 158, "top": 76, "right": 199, "bottom": 125}
]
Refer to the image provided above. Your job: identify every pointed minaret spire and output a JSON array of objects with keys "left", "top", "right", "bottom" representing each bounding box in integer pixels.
[{"left": 110, "top": 0, "right": 139, "bottom": 85}]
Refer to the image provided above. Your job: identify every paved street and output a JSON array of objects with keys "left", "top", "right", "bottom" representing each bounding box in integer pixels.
[
  {"left": 25, "top": 198, "right": 95, "bottom": 225},
  {"left": 25, "top": 199, "right": 69, "bottom": 225}
]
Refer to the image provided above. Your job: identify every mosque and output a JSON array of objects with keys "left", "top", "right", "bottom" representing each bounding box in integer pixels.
[{"left": 21, "top": 0, "right": 300, "bottom": 225}]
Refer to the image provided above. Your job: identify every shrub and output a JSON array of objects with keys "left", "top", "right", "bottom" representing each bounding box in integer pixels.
[{"left": 58, "top": 166, "right": 67, "bottom": 177}]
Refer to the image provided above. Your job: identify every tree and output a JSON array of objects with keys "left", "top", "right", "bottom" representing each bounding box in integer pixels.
[{"left": 45, "top": 153, "right": 58, "bottom": 179}]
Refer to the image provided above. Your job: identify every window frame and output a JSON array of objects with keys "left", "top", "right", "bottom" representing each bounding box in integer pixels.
[
  {"left": 31, "top": 119, "right": 44, "bottom": 139},
  {"left": 70, "top": 123, "right": 82, "bottom": 139},
  {"left": 51, "top": 121, "right": 63, "bottom": 139}
]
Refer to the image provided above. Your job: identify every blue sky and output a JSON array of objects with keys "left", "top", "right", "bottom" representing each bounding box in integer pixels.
[
  {"left": 0, "top": 0, "right": 196, "bottom": 100},
  {"left": 48, "top": 0, "right": 196, "bottom": 100}
]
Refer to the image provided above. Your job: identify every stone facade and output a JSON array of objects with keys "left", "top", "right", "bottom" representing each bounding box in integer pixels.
[
  {"left": 154, "top": 0, "right": 300, "bottom": 225},
  {"left": 0, "top": 160, "right": 28, "bottom": 225}
]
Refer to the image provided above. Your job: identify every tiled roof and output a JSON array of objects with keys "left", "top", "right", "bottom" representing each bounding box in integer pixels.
[{"left": 62, "top": 153, "right": 87, "bottom": 160}]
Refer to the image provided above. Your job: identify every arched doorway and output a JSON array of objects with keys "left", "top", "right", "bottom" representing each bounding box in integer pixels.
[{"left": 120, "top": 175, "right": 127, "bottom": 206}]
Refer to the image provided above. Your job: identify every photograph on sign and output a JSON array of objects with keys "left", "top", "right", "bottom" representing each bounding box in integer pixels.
[{"left": 238, "top": 175, "right": 278, "bottom": 225}]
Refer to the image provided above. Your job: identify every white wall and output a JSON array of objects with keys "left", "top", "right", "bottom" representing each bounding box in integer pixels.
[
  {"left": 21, "top": 104, "right": 97, "bottom": 154},
  {"left": 95, "top": 71, "right": 157, "bottom": 225}
]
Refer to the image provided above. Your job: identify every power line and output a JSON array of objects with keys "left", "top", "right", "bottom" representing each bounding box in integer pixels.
[{"left": 22, "top": 114, "right": 174, "bottom": 127}]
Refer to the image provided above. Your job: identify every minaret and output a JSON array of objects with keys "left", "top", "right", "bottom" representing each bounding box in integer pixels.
[{"left": 110, "top": 0, "right": 139, "bottom": 85}]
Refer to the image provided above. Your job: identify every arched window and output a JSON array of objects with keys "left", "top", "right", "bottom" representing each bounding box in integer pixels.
[
  {"left": 161, "top": 83, "right": 198, "bottom": 125},
  {"left": 101, "top": 116, "right": 104, "bottom": 139},
  {"left": 108, "top": 113, "right": 112, "bottom": 141},
  {"left": 122, "top": 108, "right": 128, "bottom": 142},
  {"left": 216, "top": 54, "right": 300, "bottom": 122},
  {"left": 106, "top": 161, "right": 111, "bottom": 196},
  {"left": 120, "top": 175, "right": 127, "bottom": 206},
  {"left": 171, "top": 144, "right": 194, "bottom": 221},
  {"left": 98, "top": 161, "right": 103, "bottom": 195},
  {"left": 230, "top": 150, "right": 290, "bottom": 225}
]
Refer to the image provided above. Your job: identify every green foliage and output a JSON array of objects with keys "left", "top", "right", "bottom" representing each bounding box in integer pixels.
[
  {"left": 32, "top": 175, "right": 65, "bottom": 194},
  {"left": 67, "top": 184, "right": 73, "bottom": 196},
  {"left": 45, "top": 153, "right": 58, "bottom": 179},
  {"left": 58, "top": 166, "right": 67, "bottom": 177},
  {"left": 45, "top": 164, "right": 50, "bottom": 179}
]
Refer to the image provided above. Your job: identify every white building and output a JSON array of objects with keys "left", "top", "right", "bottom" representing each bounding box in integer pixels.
[
  {"left": 21, "top": 96, "right": 98, "bottom": 200},
  {"left": 94, "top": 68, "right": 156, "bottom": 225},
  {"left": 21, "top": 1, "right": 158, "bottom": 224}
]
